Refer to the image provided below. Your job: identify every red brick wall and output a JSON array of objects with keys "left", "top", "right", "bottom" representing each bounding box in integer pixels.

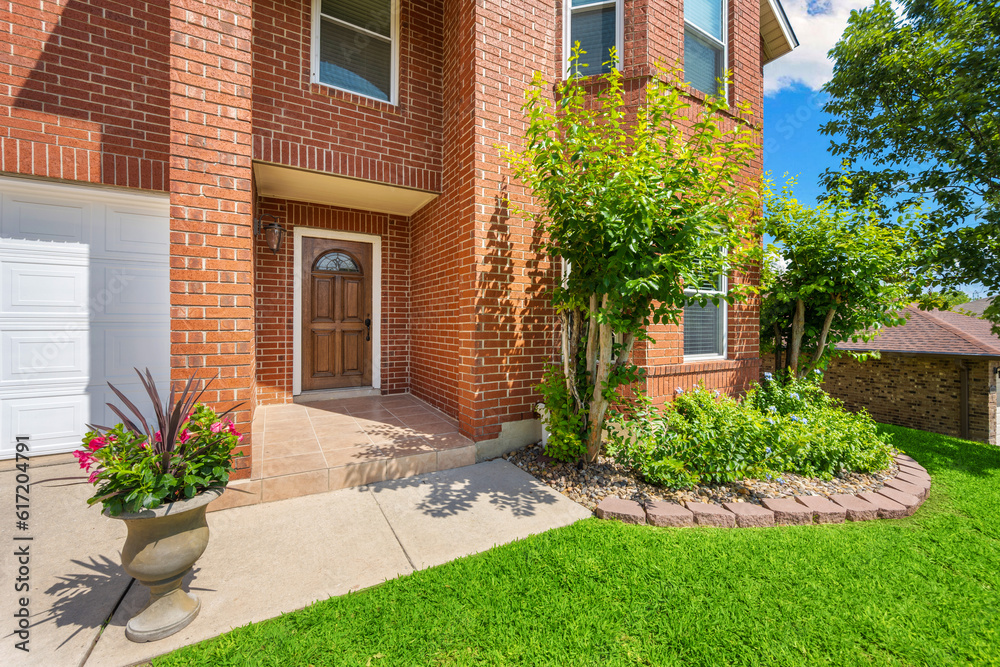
[
  {"left": 251, "top": 0, "right": 443, "bottom": 192},
  {"left": 820, "top": 353, "right": 998, "bottom": 445},
  {"left": 168, "top": 0, "right": 255, "bottom": 479},
  {"left": 254, "top": 197, "right": 410, "bottom": 404},
  {"left": 0, "top": 0, "right": 170, "bottom": 189}
]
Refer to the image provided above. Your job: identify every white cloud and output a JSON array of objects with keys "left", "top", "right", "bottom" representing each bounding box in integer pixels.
[{"left": 763, "top": 0, "right": 872, "bottom": 96}]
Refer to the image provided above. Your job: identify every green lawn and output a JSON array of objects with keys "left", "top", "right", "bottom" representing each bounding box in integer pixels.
[{"left": 156, "top": 425, "right": 1000, "bottom": 666}]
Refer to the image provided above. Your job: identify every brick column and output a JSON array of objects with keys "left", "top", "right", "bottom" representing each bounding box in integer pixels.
[{"left": 168, "top": 0, "right": 255, "bottom": 478}]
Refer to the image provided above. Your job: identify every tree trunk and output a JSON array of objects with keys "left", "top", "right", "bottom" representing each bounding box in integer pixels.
[
  {"left": 773, "top": 323, "right": 782, "bottom": 374},
  {"left": 801, "top": 305, "right": 837, "bottom": 378},
  {"left": 567, "top": 309, "right": 582, "bottom": 408},
  {"left": 585, "top": 296, "right": 613, "bottom": 462},
  {"left": 788, "top": 298, "right": 805, "bottom": 375},
  {"left": 585, "top": 293, "right": 599, "bottom": 381}
]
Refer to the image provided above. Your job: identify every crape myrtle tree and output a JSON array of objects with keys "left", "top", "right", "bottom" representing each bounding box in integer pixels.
[
  {"left": 822, "top": 0, "right": 1000, "bottom": 330},
  {"left": 506, "top": 50, "right": 761, "bottom": 463},
  {"left": 761, "top": 175, "right": 938, "bottom": 379}
]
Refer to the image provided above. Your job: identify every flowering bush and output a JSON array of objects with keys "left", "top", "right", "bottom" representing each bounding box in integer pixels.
[
  {"left": 607, "top": 373, "right": 895, "bottom": 488},
  {"left": 74, "top": 370, "right": 243, "bottom": 516}
]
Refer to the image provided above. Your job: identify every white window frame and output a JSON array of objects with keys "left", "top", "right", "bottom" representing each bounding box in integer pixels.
[
  {"left": 310, "top": 0, "right": 400, "bottom": 105},
  {"left": 562, "top": 0, "right": 624, "bottom": 78},
  {"left": 682, "top": 273, "right": 728, "bottom": 362},
  {"left": 683, "top": 0, "right": 728, "bottom": 98}
]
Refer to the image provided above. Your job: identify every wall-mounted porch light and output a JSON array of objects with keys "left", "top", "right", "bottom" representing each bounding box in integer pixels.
[{"left": 254, "top": 212, "right": 286, "bottom": 255}]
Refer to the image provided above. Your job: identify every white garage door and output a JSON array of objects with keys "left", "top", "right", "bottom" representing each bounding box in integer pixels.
[{"left": 0, "top": 176, "right": 170, "bottom": 459}]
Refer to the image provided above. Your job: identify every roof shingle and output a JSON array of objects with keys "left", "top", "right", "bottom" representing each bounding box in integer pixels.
[{"left": 836, "top": 306, "right": 1000, "bottom": 357}]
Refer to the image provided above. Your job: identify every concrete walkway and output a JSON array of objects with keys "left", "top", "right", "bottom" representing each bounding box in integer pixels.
[{"left": 1, "top": 459, "right": 591, "bottom": 667}]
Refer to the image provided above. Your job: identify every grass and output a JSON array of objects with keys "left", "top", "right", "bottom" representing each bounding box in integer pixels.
[{"left": 156, "top": 425, "right": 1000, "bottom": 666}]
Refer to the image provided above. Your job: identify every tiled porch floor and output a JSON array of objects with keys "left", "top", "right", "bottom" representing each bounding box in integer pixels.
[{"left": 212, "top": 394, "right": 476, "bottom": 511}]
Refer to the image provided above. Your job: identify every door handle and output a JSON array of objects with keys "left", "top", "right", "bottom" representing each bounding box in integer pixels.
[{"left": 365, "top": 315, "right": 371, "bottom": 341}]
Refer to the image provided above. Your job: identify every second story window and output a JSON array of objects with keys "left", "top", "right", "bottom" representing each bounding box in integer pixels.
[
  {"left": 684, "top": 0, "right": 726, "bottom": 96},
  {"left": 314, "top": 0, "right": 398, "bottom": 103},
  {"left": 565, "top": 0, "right": 622, "bottom": 75}
]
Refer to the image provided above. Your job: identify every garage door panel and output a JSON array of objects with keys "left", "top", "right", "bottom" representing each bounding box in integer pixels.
[
  {"left": 2, "top": 262, "right": 89, "bottom": 315},
  {"left": 1, "top": 194, "right": 91, "bottom": 246},
  {"left": 0, "top": 177, "right": 169, "bottom": 459},
  {"left": 89, "top": 264, "right": 169, "bottom": 319},
  {"left": 89, "top": 383, "right": 163, "bottom": 433},
  {"left": 104, "top": 207, "right": 169, "bottom": 258},
  {"left": 96, "top": 324, "right": 170, "bottom": 385},
  {"left": 2, "top": 329, "right": 89, "bottom": 384},
  {"left": 2, "top": 395, "right": 89, "bottom": 455}
]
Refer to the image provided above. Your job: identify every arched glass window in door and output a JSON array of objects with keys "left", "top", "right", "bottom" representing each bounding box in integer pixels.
[{"left": 314, "top": 251, "right": 361, "bottom": 273}]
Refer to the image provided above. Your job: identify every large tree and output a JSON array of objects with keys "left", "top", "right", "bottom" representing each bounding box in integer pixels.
[
  {"left": 822, "top": 0, "right": 1000, "bottom": 329},
  {"left": 762, "top": 176, "right": 935, "bottom": 379},
  {"left": 507, "top": 53, "right": 760, "bottom": 462}
]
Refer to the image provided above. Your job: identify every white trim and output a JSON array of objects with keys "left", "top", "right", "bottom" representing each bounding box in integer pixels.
[
  {"left": 682, "top": 274, "right": 728, "bottom": 362},
  {"left": 683, "top": 0, "right": 729, "bottom": 99},
  {"left": 562, "top": 0, "right": 625, "bottom": 78},
  {"left": 293, "top": 227, "right": 382, "bottom": 395},
  {"left": 310, "top": 0, "right": 400, "bottom": 105}
]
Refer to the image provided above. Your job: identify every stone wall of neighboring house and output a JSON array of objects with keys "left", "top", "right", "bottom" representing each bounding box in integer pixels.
[{"left": 818, "top": 354, "right": 998, "bottom": 445}]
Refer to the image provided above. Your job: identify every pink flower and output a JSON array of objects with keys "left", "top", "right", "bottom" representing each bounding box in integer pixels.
[
  {"left": 210, "top": 421, "right": 225, "bottom": 434},
  {"left": 73, "top": 449, "right": 97, "bottom": 472},
  {"left": 154, "top": 431, "right": 162, "bottom": 444},
  {"left": 88, "top": 469, "right": 101, "bottom": 484},
  {"left": 86, "top": 436, "right": 107, "bottom": 452},
  {"left": 178, "top": 429, "right": 193, "bottom": 445}
]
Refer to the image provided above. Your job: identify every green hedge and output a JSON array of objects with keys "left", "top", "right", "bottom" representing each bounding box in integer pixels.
[{"left": 606, "top": 373, "right": 895, "bottom": 489}]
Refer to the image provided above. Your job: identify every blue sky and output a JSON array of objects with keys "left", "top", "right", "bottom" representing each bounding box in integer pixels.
[
  {"left": 762, "top": 0, "right": 870, "bottom": 205},
  {"left": 761, "top": 0, "right": 989, "bottom": 298}
]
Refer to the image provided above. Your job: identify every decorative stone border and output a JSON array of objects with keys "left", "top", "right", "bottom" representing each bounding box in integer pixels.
[{"left": 595, "top": 454, "right": 930, "bottom": 528}]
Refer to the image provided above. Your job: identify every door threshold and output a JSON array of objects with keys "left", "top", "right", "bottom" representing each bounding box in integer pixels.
[{"left": 294, "top": 387, "right": 381, "bottom": 403}]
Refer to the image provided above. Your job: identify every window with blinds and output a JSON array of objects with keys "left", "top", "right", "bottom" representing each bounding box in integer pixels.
[
  {"left": 315, "top": 0, "right": 396, "bottom": 103},
  {"left": 566, "top": 0, "right": 621, "bottom": 75},
  {"left": 683, "top": 274, "right": 727, "bottom": 359},
  {"left": 684, "top": 0, "right": 725, "bottom": 96}
]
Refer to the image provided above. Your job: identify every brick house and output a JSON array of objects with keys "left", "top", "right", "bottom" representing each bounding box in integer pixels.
[
  {"left": 0, "top": 0, "right": 796, "bottom": 479},
  {"left": 826, "top": 306, "right": 1000, "bottom": 445}
]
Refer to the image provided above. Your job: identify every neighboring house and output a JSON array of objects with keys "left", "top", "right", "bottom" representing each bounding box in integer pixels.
[
  {"left": 0, "top": 0, "right": 796, "bottom": 472},
  {"left": 956, "top": 297, "right": 996, "bottom": 319},
  {"left": 826, "top": 306, "right": 999, "bottom": 445}
]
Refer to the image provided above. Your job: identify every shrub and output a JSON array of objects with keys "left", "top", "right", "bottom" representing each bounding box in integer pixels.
[
  {"left": 537, "top": 365, "right": 587, "bottom": 462},
  {"left": 607, "top": 374, "right": 894, "bottom": 488}
]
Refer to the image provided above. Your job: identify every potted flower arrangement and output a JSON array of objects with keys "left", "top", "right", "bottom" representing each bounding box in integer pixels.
[{"left": 73, "top": 368, "right": 243, "bottom": 643}]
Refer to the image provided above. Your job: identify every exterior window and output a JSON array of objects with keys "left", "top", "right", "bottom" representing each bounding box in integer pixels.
[
  {"left": 565, "top": 0, "right": 623, "bottom": 75},
  {"left": 314, "top": 0, "right": 398, "bottom": 103},
  {"left": 684, "top": 0, "right": 726, "bottom": 95},
  {"left": 683, "top": 274, "right": 727, "bottom": 359},
  {"left": 315, "top": 251, "right": 360, "bottom": 273}
]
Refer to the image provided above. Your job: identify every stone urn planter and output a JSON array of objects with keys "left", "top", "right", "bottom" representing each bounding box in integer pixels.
[{"left": 107, "top": 487, "right": 223, "bottom": 642}]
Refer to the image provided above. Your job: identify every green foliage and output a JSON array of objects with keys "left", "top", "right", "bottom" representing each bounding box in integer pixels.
[
  {"left": 506, "top": 46, "right": 761, "bottom": 461},
  {"left": 536, "top": 365, "right": 586, "bottom": 462},
  {"left": 762, "top": 175, "right": 936, "bottom": 377},
  {"left": 608, "top": 375, "right": 895, "bottom": 488},
  {"left": 75, "top": 404, "right": 242, "bottom": 516},
  {"left": 822, "top": 0, "right": 1000, "bottom": 333}
]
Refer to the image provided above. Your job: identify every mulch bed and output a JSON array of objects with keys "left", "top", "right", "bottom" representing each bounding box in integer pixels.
[{"left": 503, "top": 442, "right": 898, "bottom": 512}]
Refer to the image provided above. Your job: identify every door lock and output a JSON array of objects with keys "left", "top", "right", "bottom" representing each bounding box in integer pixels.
[{"left": 365, "top": 315, "right": 371, "bottom": 341}]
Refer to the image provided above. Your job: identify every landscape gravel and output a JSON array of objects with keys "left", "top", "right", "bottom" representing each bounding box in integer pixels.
[{"left": 503, "top": 442, "right": 898, "bottom": 511}]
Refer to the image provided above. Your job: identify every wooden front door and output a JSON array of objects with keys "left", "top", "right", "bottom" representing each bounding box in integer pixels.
[{"left": 302, "top": 237, "right": 373, "bottom": 390}]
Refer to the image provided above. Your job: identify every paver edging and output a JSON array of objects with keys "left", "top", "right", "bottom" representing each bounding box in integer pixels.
[{"left": 594, "top": 454, "right": 929, "bottom": 529}]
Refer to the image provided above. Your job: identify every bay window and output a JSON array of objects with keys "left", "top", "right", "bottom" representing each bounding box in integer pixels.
[
  {"left": 684, "top": 0, "right": 726, "bottom": 96},
  {"left": 565, "top": 0, "right": 623, "bottom": 75}
]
